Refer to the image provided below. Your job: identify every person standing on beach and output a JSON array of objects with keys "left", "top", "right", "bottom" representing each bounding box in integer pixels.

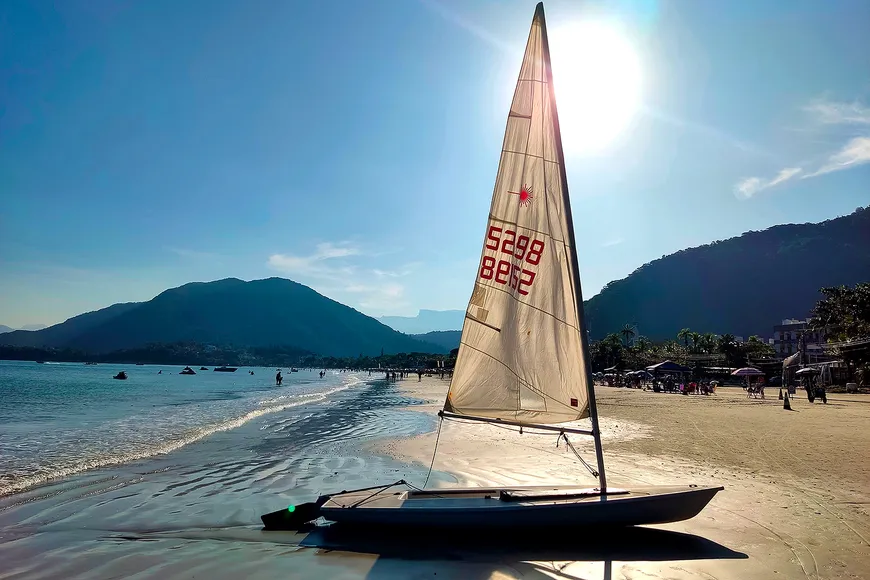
[{"left": 276, "top": 371, "right": 282, "bottom": 386}]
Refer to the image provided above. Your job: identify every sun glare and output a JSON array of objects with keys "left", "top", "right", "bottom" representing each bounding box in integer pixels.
[{"left": 548, "top": 21, "right": 642, "bottom": 155}]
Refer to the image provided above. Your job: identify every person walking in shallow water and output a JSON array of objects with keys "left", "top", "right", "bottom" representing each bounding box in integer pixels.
[{"left": 276, "top": 371, "right": 282, "bottom": 386}]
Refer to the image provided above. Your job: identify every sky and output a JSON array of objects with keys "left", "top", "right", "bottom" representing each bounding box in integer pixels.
[{"left": 1, "top": 0, "right": 869, "bottom": 328}]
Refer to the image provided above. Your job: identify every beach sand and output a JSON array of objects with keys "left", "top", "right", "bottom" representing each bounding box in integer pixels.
[
  {"left": 374, "top": 377, "right": 870, "bottom": 579},
  {"left": 1, "top": 375, "right": 868, "bottom": 579}
]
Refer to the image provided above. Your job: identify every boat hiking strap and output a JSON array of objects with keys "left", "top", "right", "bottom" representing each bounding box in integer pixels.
[{"left": 558, "top": 432, "right": 599, "bottom": 478}]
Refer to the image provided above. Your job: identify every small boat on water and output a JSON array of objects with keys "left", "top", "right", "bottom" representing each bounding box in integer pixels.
[
  {"left": 200, "top": 366, "right": 209, "bottom": 371},
  {"left": 290, "top": 368, "right": 299, "bottom": 373},
  {"left": 113, "top": 371, "right": 127, "bottom": 380},
  {"left": 261, "top": 3, "right": 721, "bottom": 532},
  {"left": 180, "top": 366, "right": 197, "bottom": 375},
  {"left": 213, "top": 366, "right": 238, "bottom": 373}
]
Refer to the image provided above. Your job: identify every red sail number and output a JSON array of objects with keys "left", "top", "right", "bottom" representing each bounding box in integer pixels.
[{"left": 480, "top": 225, "right": 543, "bottom": 295}]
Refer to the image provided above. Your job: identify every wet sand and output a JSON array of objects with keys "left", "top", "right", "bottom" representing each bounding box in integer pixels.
[
  {"left": 375, "top": 378, "right": 870, "bottom": 579},
  {"left": 1, "top": 375, "right": 868, "bottom": 579}
]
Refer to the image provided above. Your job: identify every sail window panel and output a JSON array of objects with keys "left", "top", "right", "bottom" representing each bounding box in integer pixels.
[
  {"left": 509, "top": 81, "right": 534, "bottom": 120},
  {"left": 502, "top": 116, "right": 533, "bottom": 158},
  {"left": 519, "top": 382, "right": 547, "bottom": 412}
]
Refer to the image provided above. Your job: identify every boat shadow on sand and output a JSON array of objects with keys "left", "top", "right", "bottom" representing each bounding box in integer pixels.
[{"left": 296, "top": 523, "right": 747, "bottom": 579}]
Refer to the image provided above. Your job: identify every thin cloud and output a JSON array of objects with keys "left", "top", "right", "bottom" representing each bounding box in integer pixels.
[
  {"left": 313, "top": 242, "right": 360, "bottom": 260},
  {"left": 735, "top": 136, "right": 870, "bottom": 197},
  {"left": 769, "top": 167, "right": 803, "bottom": 187},
  {"left": 642, "top": 106, "right": 774, "bottom": 159},
  {"left": 267, "top": 243, "right": 411, "bottom": 315},
  {"left": 734, "top": 167, "right": 802, "bottom": 199},
  {"left": 802, "top": 136, "right": 870, "bottom": 178},
  {"left": 803, "top": 98, "right": 870, "bottom": 126},
  {"left": 418, "top": 0, "right": 516, "bottom": 54},
  {"left": 267, "top": 242, "right": 360, "bottom": 281},
  {"left": 372, "top": 262, "right": 421, "bottom": 278},
  {"left": 358, "top": 283, "right": 408, "bottom": 312},
  {"left": 166, "top": 247, "right": 224, "bottom": 263},
  {"left": 735, "top": 95, "right": 870, "bottom": 198},
  {"left": 601, "top": 238, "right": 624, "bottom": 248}
]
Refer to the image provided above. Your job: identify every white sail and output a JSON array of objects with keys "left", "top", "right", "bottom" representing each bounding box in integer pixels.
[{"left": 444, "top": 4, "right": 590, "bottom": 425}]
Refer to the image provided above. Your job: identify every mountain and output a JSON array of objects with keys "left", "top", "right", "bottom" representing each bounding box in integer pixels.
[
  {"left": 584, "top": 206, "right": 870, "bottom": 340},
  {"left": 379, "top": 309, "right": 465, "bottom": 334},
  {"left": 1, "top": 324, "right": 48, "bottom": 333},
  {"left": 0, "top": 278, "right": 444, "bottom": 357},
  {"left": 1, "top": 302, "right": 143, "bottom": 348},
  {"left": 411, "top": 330, "right": 462, "bottom": 351}
]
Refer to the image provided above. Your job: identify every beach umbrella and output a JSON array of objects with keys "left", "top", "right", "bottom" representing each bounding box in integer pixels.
[
  {"left": 731, "top": 367, "right": 764, "bottom": 376},
  {"left": 646, "top": 360, "right": 691, "bottom": 373}
]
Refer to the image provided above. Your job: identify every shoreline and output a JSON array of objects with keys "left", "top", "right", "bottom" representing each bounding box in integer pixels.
[{"left": 0, "top": 367, "right": 367, "bottom": 498}]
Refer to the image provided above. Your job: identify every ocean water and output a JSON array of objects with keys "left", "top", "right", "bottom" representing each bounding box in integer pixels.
[{"left": 0, "top": 361, "right": 364, "bottom": 496}]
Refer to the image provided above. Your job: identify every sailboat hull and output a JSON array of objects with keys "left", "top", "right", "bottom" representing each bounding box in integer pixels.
[{"left": 318, "top": 484, "right": 722, "bottom": 528}]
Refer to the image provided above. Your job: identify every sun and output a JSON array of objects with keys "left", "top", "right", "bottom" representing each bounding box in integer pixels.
[{"left": 548, "top": 21, "right": 642, "bottom": 155}]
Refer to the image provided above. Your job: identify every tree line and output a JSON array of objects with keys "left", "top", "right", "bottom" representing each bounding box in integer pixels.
[{"left": 588, "top": 325, "right": 774, "bottom": 372}]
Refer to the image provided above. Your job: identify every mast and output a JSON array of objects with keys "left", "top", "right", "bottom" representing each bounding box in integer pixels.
[{"left": 537, "top": 2, "right": 607, "bottom": 490}]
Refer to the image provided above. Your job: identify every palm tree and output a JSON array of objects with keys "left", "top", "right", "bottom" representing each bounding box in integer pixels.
[
  {"left": 699, "top": 333, "right": 716, "bottom": 354},
  {"left": 677, "top": 328, "right": 692, "bottom": 348},
  {"left": 717, "top": 333, "right": 736, "bottom": 352},
  {"left": 716, "top": 333, "right": 745, "bottom": 367},
  {"left": 620, "top": 324, "right": 636, "bottom": 347},
  {"left": 689, "top": 332, "right": 701, "bottom": 353},
  {"left": 746, "top": 335, "right": 773, "bottom": 358},
  {"left": 602, "top": 333, "right": 625, "bottom": 369},
  {"left": 664, "top": 340, "right": 681, "bottom": 355},
  {"left": 635, "top": 335, "right": 652, "bottom": 353}
]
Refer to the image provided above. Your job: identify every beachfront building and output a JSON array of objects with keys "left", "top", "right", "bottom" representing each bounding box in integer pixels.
[{"left": 773, "top": 318, "right": 825, "bottom": 359}]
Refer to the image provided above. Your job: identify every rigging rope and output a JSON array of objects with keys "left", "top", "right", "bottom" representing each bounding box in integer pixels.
[
  {"left": 423, "top": 415, "right": 444, "bottom": 488},
  {"left": 348, "top": 479, "right": 408, "bottom": 508},
  {"left": 558, "top": 432, "right": 599, "bottom": 478},
  {"left": 438, "top": 413, "right": 600, "bottom": 480}
]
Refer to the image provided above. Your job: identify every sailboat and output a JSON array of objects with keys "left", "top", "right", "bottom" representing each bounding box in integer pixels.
[{"left": 262, "top": 2, "right": 721, "bottom": 530}]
